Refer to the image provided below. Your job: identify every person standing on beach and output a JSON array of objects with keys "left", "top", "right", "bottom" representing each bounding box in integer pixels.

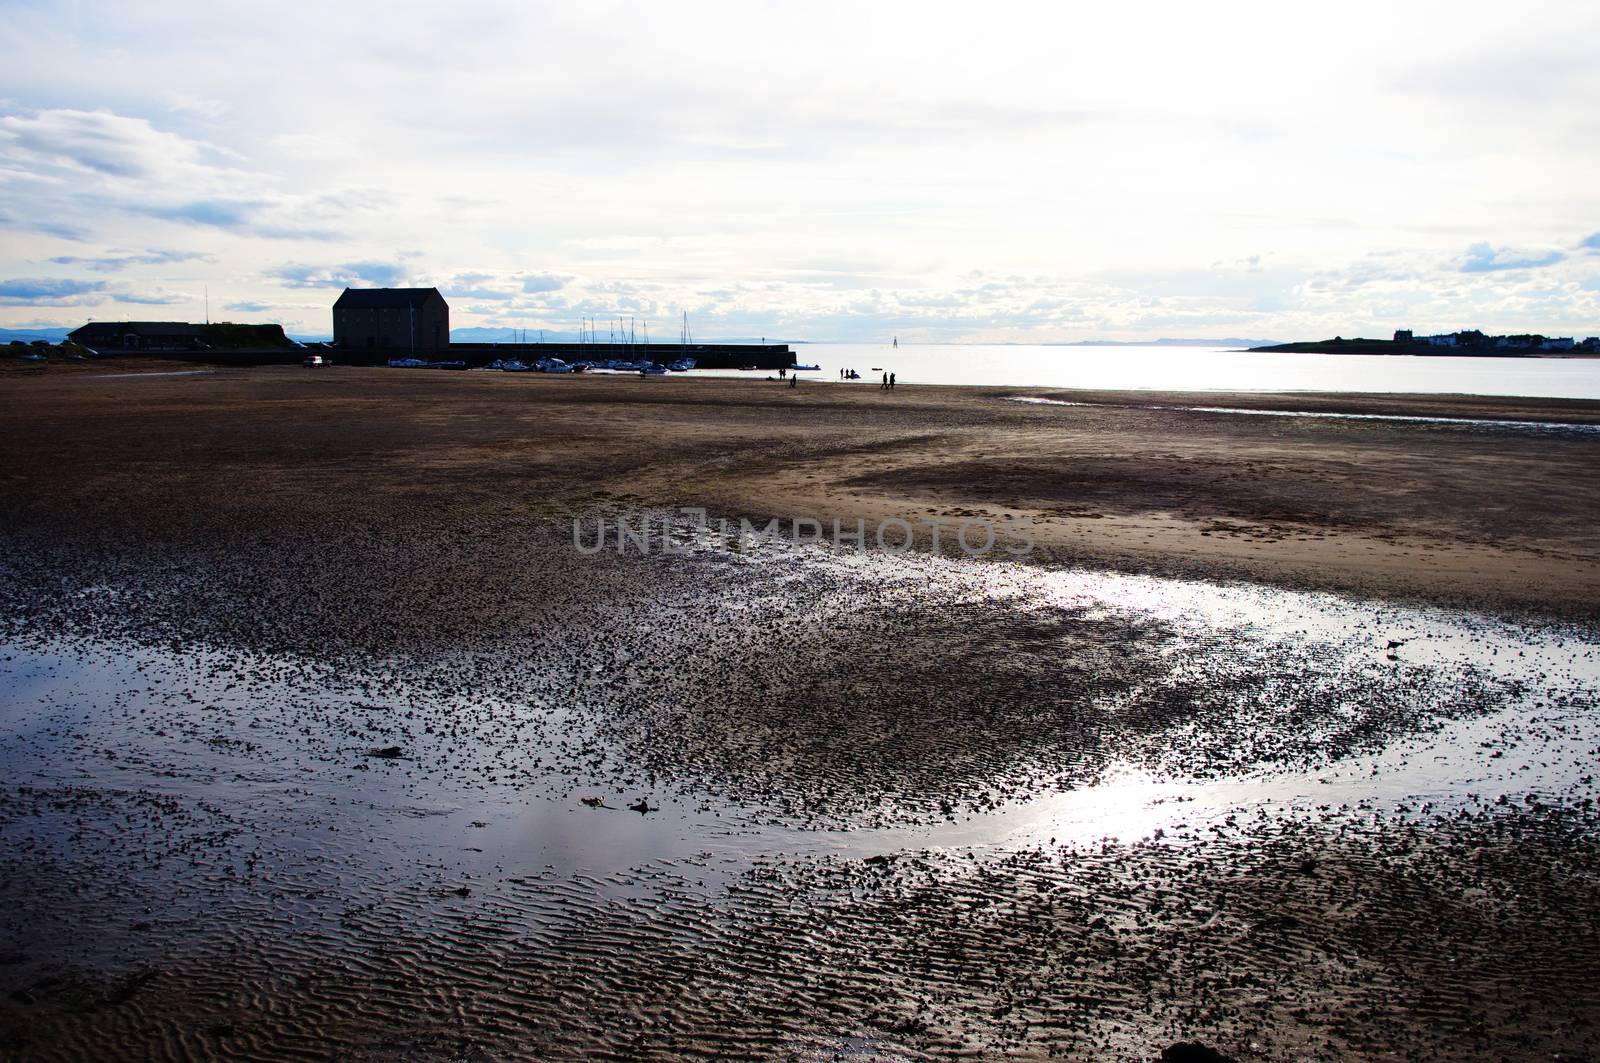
[
  {"left": 881, "top": 372, "right": 889, "bottom": 389},
  {"left": 889, "top": 372, "right": 896, "bottom": 390}
]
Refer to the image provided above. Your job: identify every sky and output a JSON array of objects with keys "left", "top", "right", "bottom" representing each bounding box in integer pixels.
[{"left": 1, "top": 0, "right": 1598, "bottom": 342}]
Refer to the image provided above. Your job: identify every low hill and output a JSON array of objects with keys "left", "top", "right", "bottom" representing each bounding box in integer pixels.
[{"left": 200, "top": 323, "right": 295, "bottom": 349}]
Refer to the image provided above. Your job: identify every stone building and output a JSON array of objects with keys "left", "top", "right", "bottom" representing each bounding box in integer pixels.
[{"left": 333, "top": 288, "right": 449, "bottom": 353}]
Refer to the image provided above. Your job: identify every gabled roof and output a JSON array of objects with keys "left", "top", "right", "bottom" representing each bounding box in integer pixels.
[{"left": 333, "top": 287, "right": 445, "bottom": 310}]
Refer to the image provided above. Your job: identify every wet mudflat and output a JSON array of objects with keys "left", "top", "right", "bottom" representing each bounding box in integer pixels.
[
  {"left": 2, "top": 369, "right": 1600, "bottom": 1059},
  {"left": 2, "top": 532, "right": 1598, "bottom": 1061}
]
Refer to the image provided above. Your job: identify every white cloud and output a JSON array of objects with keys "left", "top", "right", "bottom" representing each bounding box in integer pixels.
[
  {"left": 0, "top": 277, "right": 107, "bottom": 304},
  {"left": 0, "top": 276, "right": 187, "bottom": 307},
  {"left": 1, "top": 1, "right": 1598, "bottom": 339},
  {"left": 164, "top": 92, "right": 230, "bottom": 120},
  {"left": 270, "top": 261, "right": 408, "bottom": 289},
  {"left": 521, "top": 273, "right": 568, "bottom": 294},
  {"left": 0, "top": 107, "right": 217, "bottom": 179},
  {"left": 1458, "top": 242, "right": 1566, "bottom": 274},
  {"left": 49, "top": 249, "right": 210, "bottom": 272}
]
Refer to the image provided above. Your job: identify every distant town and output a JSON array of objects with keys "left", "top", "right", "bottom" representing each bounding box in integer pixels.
[{"left": 1253, "top": 329, "right": 1600, "bottom": 356}]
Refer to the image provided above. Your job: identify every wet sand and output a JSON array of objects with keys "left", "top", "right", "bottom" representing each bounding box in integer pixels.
[
  {"left": 5, "top": 364, "right": 1599, "bottom": 622},
  {"left": 2, "top": 365, "right": 1599, "bottom": 1060}
]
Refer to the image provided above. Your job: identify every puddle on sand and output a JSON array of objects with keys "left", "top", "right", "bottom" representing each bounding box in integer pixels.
[
  {"left": 2, "top": 548, "right": 1596, "bottom": 935},
  {"left": 838, "top": 560, "right": 1600, "bottom": 849},
  {"left": 3, "top": 538, "right": 1599, "bottom": 1062},
  {"left": 1011, "top": 394, "right": 1600, "bottom": 434},
  {"left": 5, "top": 538, "right": 1600, "bottom": 1060}
]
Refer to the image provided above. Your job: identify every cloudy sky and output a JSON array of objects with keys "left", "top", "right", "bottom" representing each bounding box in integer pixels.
[{"left": 1, "top": 0, "right": 1597, "bottom": 341}]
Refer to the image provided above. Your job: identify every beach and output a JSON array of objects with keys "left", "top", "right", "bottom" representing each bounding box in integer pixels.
[
  {"left": 2, "top": 364, "right": 1599, "bottom": 1060},
  {"left": 5, "top": 363, "right": 1596, "bottom": 619}
]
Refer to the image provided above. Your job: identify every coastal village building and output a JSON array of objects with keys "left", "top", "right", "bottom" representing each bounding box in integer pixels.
[
  {"left": 1493, "top": 335, "right": 1575, "bottom": 351},
  {"left": 1396, "top": 327, "right": 1581, "bottom": 352},
  {"left": 333, "top": 287, "right": 449, "bottom": 354}
]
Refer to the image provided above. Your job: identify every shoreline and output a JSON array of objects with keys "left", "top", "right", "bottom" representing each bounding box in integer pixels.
[
  {"left": 13, "top": 353, "right": 1600, "bottom": 405},
  {"left": 14, "top": 348, "right": 1600, "bottom": 398}
]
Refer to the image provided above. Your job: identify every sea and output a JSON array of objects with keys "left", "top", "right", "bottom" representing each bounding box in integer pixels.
[{"left": 698, "top": 344, "right": 1600, "bottom": 400}]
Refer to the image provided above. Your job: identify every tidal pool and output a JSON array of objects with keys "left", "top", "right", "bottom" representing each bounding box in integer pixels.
[
  {"left": 3, "top": 543, "right": 1598, "bottom": 1059},
  {"left": 3, "top": 545, "right": 1595, "bottom": 908}
]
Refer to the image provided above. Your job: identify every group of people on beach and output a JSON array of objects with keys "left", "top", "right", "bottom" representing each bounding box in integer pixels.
[{"left": 837, "top": 368, "right": 894, "bottom": 389}]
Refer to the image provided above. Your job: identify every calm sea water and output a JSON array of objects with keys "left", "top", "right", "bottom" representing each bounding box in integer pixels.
[{"left": 701, "top": 344, "right": 1600, "bottom": 399}]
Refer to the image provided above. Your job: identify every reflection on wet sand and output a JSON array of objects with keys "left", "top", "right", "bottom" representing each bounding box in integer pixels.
[{"left": 2, "top": 539, "right": 1598, "bottom": 1059}]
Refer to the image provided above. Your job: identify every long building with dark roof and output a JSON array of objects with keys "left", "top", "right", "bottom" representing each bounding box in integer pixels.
[
  {"left": 67, "top": 321, "right": 293, "bottom": 352},
  {"left": 333, "top": 287, "right": 449, "bottom": 354},
  {"left": 68, "top": 321, "right": 205, "bottom": 351}
]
